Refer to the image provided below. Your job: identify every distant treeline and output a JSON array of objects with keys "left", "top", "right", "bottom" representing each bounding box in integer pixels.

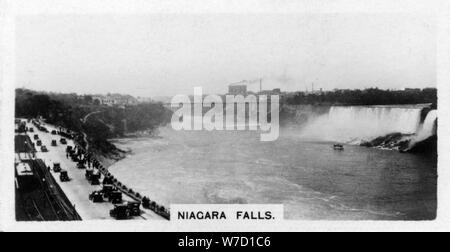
[
  {"left": 15, "top": 89, "right": 172, "bottom": 152},
  {"left": 284, "top": 88, "right": 437, "bottom": 108}
]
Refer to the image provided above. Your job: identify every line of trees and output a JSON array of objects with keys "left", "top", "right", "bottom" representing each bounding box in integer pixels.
[
  {"left": 15, "top": 89, "right": 172, "bottom": 153},
  {"left": 284, "top": 88, "right": 437, "bottom": 107}
]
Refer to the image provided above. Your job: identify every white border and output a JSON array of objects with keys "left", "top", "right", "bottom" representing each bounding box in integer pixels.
[{"left": 1, "top": 0, "right": 450, "bottom": 232}]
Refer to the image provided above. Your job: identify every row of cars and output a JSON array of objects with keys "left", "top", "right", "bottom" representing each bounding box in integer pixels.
[
  {"left": 32, "top": 123, "right": 49, "bottom": 133},
  {"left": 32, "top": 119, "right": 144, "bottom": 220},
  {"left": 26, "top": 121, "right": 72, "bottom": 184},
  {"left": 89, "top": 178, "right": 142, "bottom": 219},
  {"left": 33, "top": 134, "right": 68, "bottom": 153},
  {"left": 66, "top": 145, "right": 142, "bottom": 220},
  {"left": 53, "top": 163, "right": 70, "bottom": 182}
]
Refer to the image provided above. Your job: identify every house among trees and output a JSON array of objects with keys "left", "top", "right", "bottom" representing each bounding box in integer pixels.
[{"left": 92, "top": 94, "right": 139, "bottom": 107}]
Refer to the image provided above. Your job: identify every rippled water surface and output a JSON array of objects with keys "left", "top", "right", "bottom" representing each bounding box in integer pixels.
[{"left": 110, "top": 127, "right": 437, "bottom": 220}]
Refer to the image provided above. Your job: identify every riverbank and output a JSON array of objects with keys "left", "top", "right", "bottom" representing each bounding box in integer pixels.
[
  {"left": 360, "top": 133, "right": 438, "bottom": 155},
  {"left": 90, "top": 144, "right": 128, "bottom": 168},
  {"left": 91, "top": 133, "right": 162, "bottom": 168},
  {"left": 73, "top": 128, "right": 171, "bottom": 220}
]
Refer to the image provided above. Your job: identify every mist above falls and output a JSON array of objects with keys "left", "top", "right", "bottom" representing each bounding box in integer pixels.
[{"left": 295, "top": 105, "right": 436, "bottom": 144}]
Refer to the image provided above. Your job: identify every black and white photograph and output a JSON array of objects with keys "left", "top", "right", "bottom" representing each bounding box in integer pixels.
[{"left": 1, "top": 0, "right": 450, "bottom": 234}]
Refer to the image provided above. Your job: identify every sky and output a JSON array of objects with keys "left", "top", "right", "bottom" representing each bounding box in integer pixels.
[{"left": 16, "top": 13, "right": 436, "bottom": 97}]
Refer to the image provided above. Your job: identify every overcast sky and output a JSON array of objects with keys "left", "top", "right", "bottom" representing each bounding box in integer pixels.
[{"left": 16, "top": 13, "right": 436, "bottom": 97}]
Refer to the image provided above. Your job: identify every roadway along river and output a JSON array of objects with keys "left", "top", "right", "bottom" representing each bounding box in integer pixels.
[{"left": 25, "top": 121, "right": 163, "bottom": 220}]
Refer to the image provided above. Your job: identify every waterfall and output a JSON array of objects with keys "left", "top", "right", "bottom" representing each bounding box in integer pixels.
[
  {"left": 299, "top": 106, "right": 424, "bottom": 143},
  {"left": 414, "top": 110, "right": 437, "bottom": 142}
]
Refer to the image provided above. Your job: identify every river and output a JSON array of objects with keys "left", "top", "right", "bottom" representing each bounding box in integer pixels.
[{"left": 109, "top": 126, "right": 437, "bottom": 220}]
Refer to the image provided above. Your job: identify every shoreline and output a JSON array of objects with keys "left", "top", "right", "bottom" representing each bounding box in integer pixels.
[
  {"left": 104, "top": 134, "right": 162, "bottom": 167},
  {"left": 91, "top": 144, "right": 129, "bottom": 168},
  {"left": 85, "top": 130, "right": 171, "bottom": 220}
]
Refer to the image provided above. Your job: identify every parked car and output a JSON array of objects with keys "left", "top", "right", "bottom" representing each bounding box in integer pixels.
[
  {"left": 127, "top": 201, "right": 142, "bottom": 217},
  {"left": 77, "top": 162, "right": 86, "bottom": 169},
  {"left": 89, "top": 191, "right": 104, "bottom": 203},
  {"left": 53, "top": 163, "right": 62, "bottom": 173},
  {"left": 109, "top": 191, "right": 123, "bottom": 204},
  {"left": 110, "top": 204, "right": 130, "bottom": 220},
  {"left": 86, "top": 170, "right": 101, "bottom": 185},
  {"left": 102, "top": 185, "right": 116, "bottom": 199},
  {"left": 60, "top": 170, "right": 70, "bottom": 182}
]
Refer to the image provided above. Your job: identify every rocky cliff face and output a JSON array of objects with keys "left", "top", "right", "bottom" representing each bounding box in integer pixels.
[
  {"left": 359, "top": 109, "right": 437, "bottom": 154},
  {"left": 408, "top": 135, "right": 437, "bottom": 154},
  {"left": 360, "top": 133, "right": 412, "bottom": 151}
]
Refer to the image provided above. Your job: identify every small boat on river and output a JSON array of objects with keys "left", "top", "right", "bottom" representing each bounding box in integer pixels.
[{"left": 333, "top": 144, "right": 344, "bottom": 151}]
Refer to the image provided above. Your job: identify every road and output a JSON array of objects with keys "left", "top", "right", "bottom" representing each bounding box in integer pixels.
[
  {"left": 26, "top": 121, "right": 163, "bottom": 220},
  {"left": 81, "top": 111, "right": 103, "bottom": 124}
]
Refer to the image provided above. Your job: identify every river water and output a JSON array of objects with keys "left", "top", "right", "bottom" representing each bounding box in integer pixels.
[{"left": 110, "top": 127, "right": 437, "bottom": 220}]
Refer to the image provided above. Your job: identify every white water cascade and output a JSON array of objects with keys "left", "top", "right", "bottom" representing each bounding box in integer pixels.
[
  {"left": 414, "top": 110, "right": 438, "bottom": 142},
  {"left": 299, "top": 106, "right": 424, "bottom": 143}
]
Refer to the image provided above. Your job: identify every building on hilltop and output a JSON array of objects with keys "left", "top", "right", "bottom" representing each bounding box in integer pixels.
[
  {"left": 92, "top": 94, "right": 139, "bottom": 107},
  {"left": 228, "top": 81, "right": 248, "bottom": 96}
]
